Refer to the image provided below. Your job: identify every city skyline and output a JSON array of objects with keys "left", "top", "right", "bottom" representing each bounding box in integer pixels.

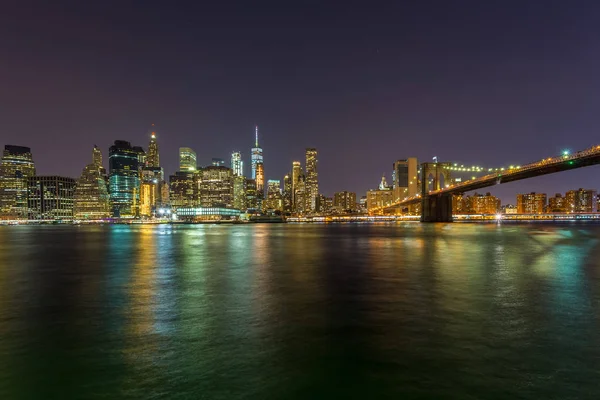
[
  {"left": 3, "top": 2, "right": 600, "bottom": 202},
  {"left": 3, "top": 128, "right": 600, "bottom": 205}
]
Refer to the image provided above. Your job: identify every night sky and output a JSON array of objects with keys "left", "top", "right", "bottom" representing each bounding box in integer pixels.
[{"left": 2, "top": 1, "right": 600, "bottom": 202}]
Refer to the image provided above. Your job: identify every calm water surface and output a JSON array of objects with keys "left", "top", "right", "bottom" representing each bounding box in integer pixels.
[{"left": 1, "top": 223, "right": 600, "bottom": 399}]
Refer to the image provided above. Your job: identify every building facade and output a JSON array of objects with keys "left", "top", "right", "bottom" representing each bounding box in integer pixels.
[
  {"left": 305, "top": 148, "right": 318, "bottom": 212},
  {"left": 333, "top": 191, "right": 357, "bottom": 212},
  {"left": 139, "top": 182, "right": 158, "bottom": 217},
  {"left": 316, "top": 194, "right": 332, "bottom": 214},
  {"left": 199, "top": 166, "right": 233, "bottom": 208},
  {"left": 392, "top": 158, "right": 418, "bottom": 201},
  {"left": 255, "top": 162, "right": 264, "bottom": 197},
  {"left": 179, "top": 147, "right": 197, "bottom": 171},
  {"left": 469, "top": 192, "right": 500, "bottom": 214},
  {"left": 283, "top": 174, "right": 293, "bottom": 213},
  {"left": 231, "top": 151, "right": 243, "bottom": 177},
  {"left": 565, "top": 188, "right": 597, "bottom": 213},
  {"left": 367, "top": 188, "right": 394, "bottom": 212},
  {"left": 175, "top": 207, "right": 241, "bottom": 221},
  {"left": 169, "top": 171, "right": 199, "bottom": 208},
  {"left": 291, "top": 161, "right": 302, "bottom": 210},
  {"left": 140, "top": 167, "right": 164, "bottom": 217},
  {"left": 245, "top": 178, "right": 258, "bottom": 211},
  {"left": 146, "top": 125, "right": 160, "bottom": 167},
  {"left": 265, "top": 180, "right": 283, "bottom": 212},
  {"left": 517, "top": 192, "right": 547, "bottom": 214},
  {"left": 547, "top": 193, "right": 566, "bottom": 213},
  {"left": 74, "top": 146, "right": 110, "bottom": 219},
  {"left": 0, "top": 145, "right": 36, "bottom": 219},
  {"left": 294, "top": 175, "right": 307, "bottom": 214},
  {"left": 108, "top": 140, "right": 144, "bottom": 217},
  {"left": 27, "top": 176, "right": 76, "bottom": 220},
  {"left": 233, "top": 175, "right": 247, "bottom": 210}
]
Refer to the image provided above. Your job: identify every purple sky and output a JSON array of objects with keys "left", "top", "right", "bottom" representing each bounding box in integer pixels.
[{"left": 2, "top": 0, "right": 600, "bottom": 203}]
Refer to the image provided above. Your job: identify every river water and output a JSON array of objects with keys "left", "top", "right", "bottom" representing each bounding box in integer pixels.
[{"left": 1, "top": 223, "right": 599, "bottom": 399}]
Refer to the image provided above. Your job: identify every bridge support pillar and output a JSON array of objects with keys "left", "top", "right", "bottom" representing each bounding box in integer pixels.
[{"left": 421, "top": 194, "right": 453, "bottom": 222}]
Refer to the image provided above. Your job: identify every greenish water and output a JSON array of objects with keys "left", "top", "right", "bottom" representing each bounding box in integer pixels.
[{"left": 1, "top": 223, "right": 600, "bottom": 399}]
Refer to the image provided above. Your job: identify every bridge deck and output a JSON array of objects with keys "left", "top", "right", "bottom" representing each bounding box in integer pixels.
[{"left": 383, "top": 144, "right": 600, "bottom": 210}]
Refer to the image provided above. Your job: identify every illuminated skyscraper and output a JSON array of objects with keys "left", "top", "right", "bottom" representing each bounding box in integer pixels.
[
  {"left": 291, "top": 161, "right": 302, "bottom": 210},
  {"left": 169, "top": 171, "right": 199, "bottom": 208},
  {"left": 27, "top": 176, "right": 76, "bottom": 220},
  {"left": 256, "top": 162, "right": 264, "bottom": 195},
  {"left": 305, "top": 148, "right": 318, "bottom": 212},
  {"left": 139, "top": 167, "right": 162, "bottom": 217},
  {"left": 251, "top": 126, "right": 263, "bottom": 179},
  {"left": 231, "top": 151, "right": 243, "bottom": 177},
  {"left": 294, "top": 174, "right": 307, "bottom": 214},
  {"left": 392, "top": 158, "right": 418, "bottom": 201},
  {"left": 233, "top": 175, "right": 247, "bottom": 210},
  {"left": 283, "top": 174, "right": 292, "bottom": 213},
  {"left": 265, "top": 180, "right": 283, "bottom": 212},
  {"left": 245, "top": 178, "right": 258, "bottom": 211},
  {"left": 0, "top": 145, "right": 36, "bottom": 219},
  {"left": 179, "top": 147, "right": 197, "bottom": 171},
  {"left": 146, "top": 124, "right": 160, "bottom": 167},
  {"left": 160, "top": 181, "right": 170, "bottom": 207},
  {"left": 141, "top": 128, "right": 164, "bottom": 216},
  {"left": 92, "top": 145, "right": 103, "bottom": 168},
  {"left": 139, "top": 182, "right": 157, "bottom": 217},
  {"left": 199, "top": 166, "right": 233, "bottom": 207},
  {"left": 74, "top": 146, "right": 110, "bottom": 219},
  {"left": 108, "top": 140, "right": 144, "bottom": 218}
]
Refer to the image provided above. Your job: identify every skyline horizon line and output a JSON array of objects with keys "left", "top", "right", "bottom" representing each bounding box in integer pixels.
[{"left": 3, "top": 133, "right": 600, "bottom": 204}]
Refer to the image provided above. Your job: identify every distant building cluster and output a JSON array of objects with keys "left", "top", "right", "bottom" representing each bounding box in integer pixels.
[
  {"left": 517, "top": 189, "right": 597, "bottom": 214},
  {"left": 0, "top": 125, "right": 358, "bottom": 222}
]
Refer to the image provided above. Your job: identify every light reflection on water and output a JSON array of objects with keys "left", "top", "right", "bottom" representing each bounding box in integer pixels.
[{"left": 1, "top": 223, "right": 600, "bottom": 399}]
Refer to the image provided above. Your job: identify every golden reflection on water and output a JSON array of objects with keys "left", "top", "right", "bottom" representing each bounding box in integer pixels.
[{"left": 123, "top": 226, "right": 159, "bottom": 376}]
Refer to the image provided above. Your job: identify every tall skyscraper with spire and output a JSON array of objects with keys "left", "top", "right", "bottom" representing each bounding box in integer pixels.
[
  {"left": 140, "top": 125, "right": 165, "bottom": 216},
  {"left": 251, "top": 126, "right": 263, "bottom": 179},
  {"left": 146, "top": 124, "right": 160, "bottom": 168}
]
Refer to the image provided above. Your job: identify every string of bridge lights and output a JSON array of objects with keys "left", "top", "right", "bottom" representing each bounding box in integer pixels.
[
  {"left": 428, "top": 150, "right": 573, "bottom": 174},
  {"left": 442, "top": 164, "right": 521, "bottom": 173}
]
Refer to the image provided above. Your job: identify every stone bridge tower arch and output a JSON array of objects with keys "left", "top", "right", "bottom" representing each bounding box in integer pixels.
[{"left": 420, "top": 162, "right": 452, "bottom": 195}]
